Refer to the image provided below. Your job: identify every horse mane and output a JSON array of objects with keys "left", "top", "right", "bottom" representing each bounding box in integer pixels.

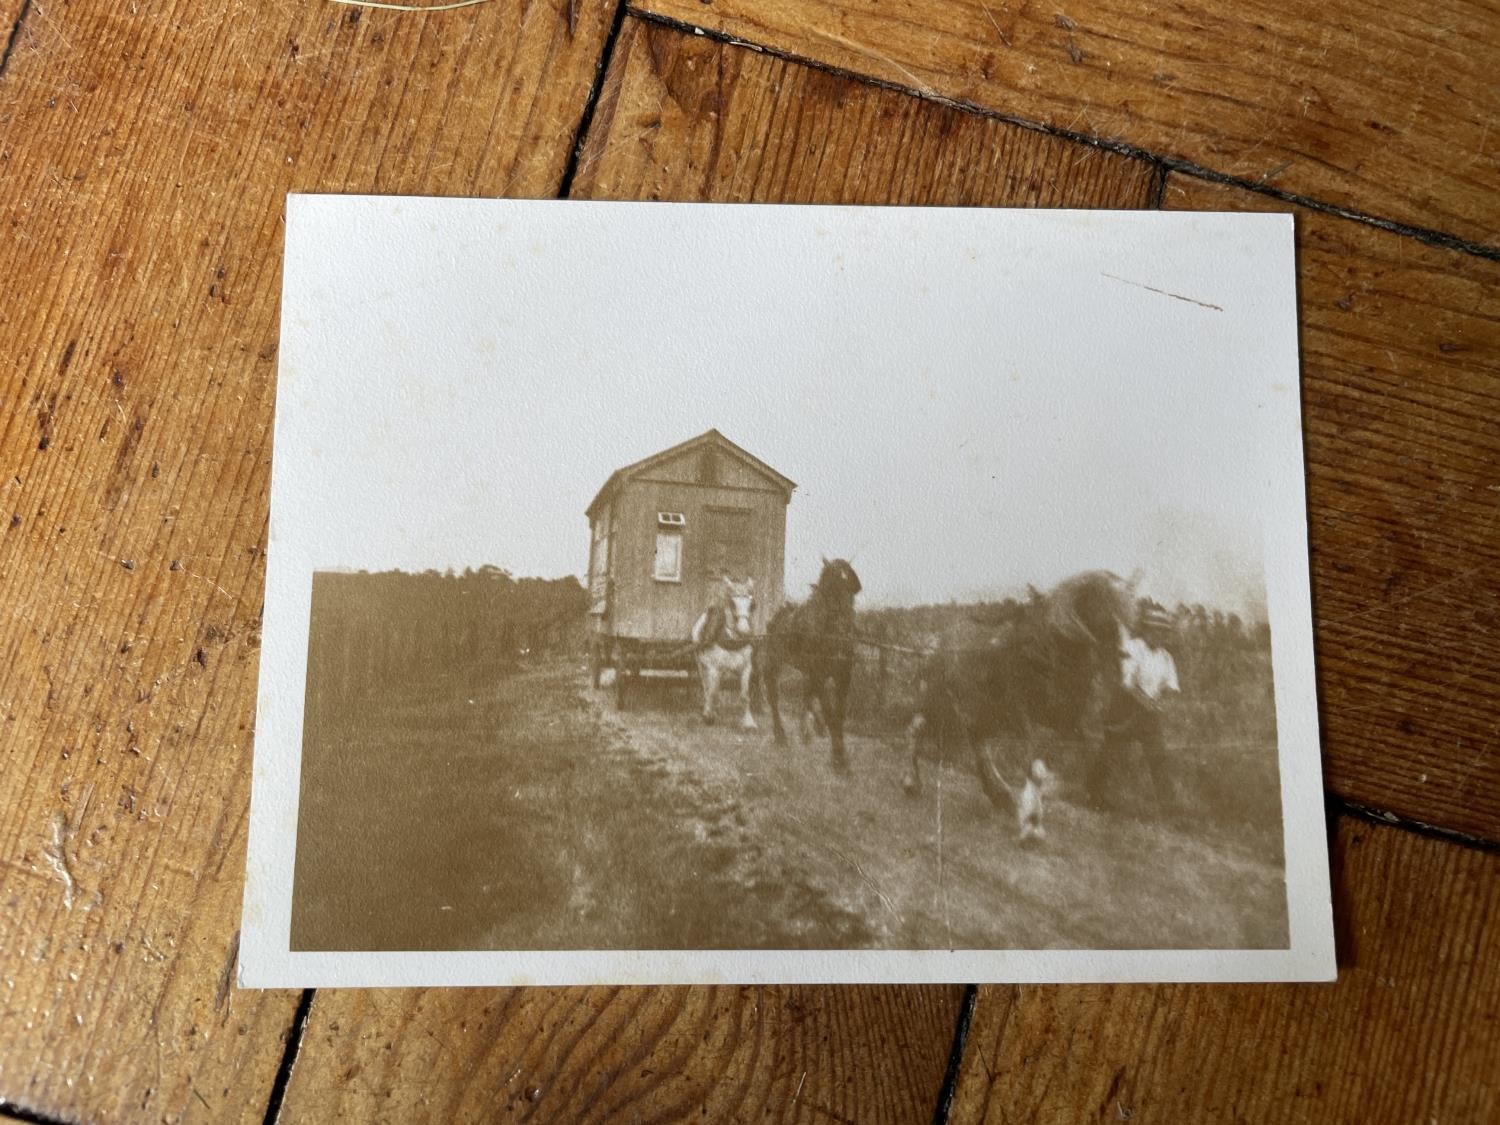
[
  {"left": 695, "top": 603, "right": 725, "bottom": 647},
  {"left": 940, "top": 571, "right": 1133, "bottom": 741}
]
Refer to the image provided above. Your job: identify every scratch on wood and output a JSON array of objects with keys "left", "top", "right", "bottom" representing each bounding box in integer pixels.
[
  {"left": 186, "top": 567, "right": 236, "bottom": 601},
  {"left": 40, "top": 783, "right": 94, "bottom": 910},
  {"left": 326, "top": 0, "right": 493, "bottom": 11},
  {"left": 1100, "top": 271, "right": 1224, "bottom": 311},
  {"left": 1259, "top": 159, "right": 1294, "bottom": 184},
  {"left": 215, "top": 929, "right": 241, "bottom": 1016},
  {"left": 807, "top": 25, "right": 940, "bottom": 99},
  {"left": 1325, "top": 567, "right": 1479, "bottom": 626},
  {"left": 979, "top": 3, "right": 1012, "bottom": 48},
  {"left": 40, "top": 812, "right": 79, "bottom": 908}
]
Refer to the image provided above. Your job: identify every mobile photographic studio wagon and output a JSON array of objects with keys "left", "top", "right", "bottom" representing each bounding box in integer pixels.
[{"left": 585, "top": 430, "right": 794, "bottom": 707}]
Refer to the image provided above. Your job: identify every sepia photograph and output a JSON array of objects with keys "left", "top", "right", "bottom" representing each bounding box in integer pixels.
[{"left": 242, "top": 197, "right": 1332, "bottom": 985}]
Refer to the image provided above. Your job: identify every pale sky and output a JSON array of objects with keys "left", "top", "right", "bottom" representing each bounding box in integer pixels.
[{"left": 272, "top": 199, "right": 1300, "bottom": 620}]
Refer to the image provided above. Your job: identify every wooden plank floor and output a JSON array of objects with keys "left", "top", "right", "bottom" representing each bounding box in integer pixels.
[
  {"left": 1, "top": 3, "right": 1495, "bottom": 1123},
  {"left": 633, "top": 0, "right": 1500, "bottom": 249},
  {"left": 951, "top": 815, "right": 1500, "bottom": 1123}
]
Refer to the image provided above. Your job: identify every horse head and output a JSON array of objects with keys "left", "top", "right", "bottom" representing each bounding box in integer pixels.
[
  {"left": 720, "top": 574, "right": 756, "bottom": 637},
  {"left": 817, "top": 556, "right": 862, "bottom": 612}
]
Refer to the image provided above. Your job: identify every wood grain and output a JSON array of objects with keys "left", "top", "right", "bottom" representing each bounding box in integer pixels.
[
  {"left": 1163, "top": 175, "right": 1500, "bottom": 843},
  {"left": 0, "top": 0, "right": 27, "bottom": 67},
  {"left": 571, "top": 16, "right": 1159, "bottom": 206},
  {"left": 631, "top": 0, "right": 1500, "bottom": 249},
  {"left": 280, "top": 985, "right": 965, "bottom": 1123},
  {"left": 0, "top": 0, "right": 616, "bottom": 1120},
  {"left": 2, "top": 0, "right": 1493, "bottom": 1120},
  {"left": 950, "top": 815, "right": 1500, "bottom": 1124}
]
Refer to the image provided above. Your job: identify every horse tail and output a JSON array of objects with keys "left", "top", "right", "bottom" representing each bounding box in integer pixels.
[
  {"left": 942, "top": 682, "right": 1018, "bottom": 814},
  {"left": 970, "top": 739, "right": 1019, "bottom": 813}
]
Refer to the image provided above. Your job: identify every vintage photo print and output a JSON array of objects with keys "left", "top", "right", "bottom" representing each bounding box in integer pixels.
[{"left": 241, "top": 196, "right": 1334, "bottom": 985}]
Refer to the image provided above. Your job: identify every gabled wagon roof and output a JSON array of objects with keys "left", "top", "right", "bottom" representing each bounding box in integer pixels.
[{"left": 586, "top": 429, "right": 796, "bottom": 520}]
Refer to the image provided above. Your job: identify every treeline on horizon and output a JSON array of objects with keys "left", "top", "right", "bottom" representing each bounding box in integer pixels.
[
  {"left": 305, "top": 567, "right": 587, "bottom": 710},
  {"left": 305, "top": 567, "right": 1269, "bottom": 722}
]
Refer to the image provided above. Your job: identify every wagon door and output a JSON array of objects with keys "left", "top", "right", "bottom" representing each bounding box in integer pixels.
[{"left": 702, "top": 505, "right": 757, "bottom": 627}]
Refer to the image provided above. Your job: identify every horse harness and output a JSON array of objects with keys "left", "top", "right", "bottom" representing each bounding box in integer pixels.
[{"left": 698, "top": 604, "right": 755, "bottom": 652}]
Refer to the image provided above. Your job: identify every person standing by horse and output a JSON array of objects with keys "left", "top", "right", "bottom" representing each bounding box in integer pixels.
[
  {"left": 691, "top": 576, "right": 759, "bottom": 730},
  {"left": 762, "top": 557, "right": 862, "bottom": 773},
  {"left": 1087, "top": 603, "right": 1181, "bottom": 814}
]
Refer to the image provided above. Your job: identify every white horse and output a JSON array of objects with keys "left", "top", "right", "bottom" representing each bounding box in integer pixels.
[{"left": 691, "top": 576, "right": 758, "bottom": 730}]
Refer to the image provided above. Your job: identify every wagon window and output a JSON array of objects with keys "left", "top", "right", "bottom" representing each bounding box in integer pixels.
[{"left": 654, "top": 530, "right": 683, "bottom": 583}]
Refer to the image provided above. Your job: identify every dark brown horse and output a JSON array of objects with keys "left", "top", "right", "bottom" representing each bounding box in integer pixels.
[
  {"left": 762, "top": 557, "right": 862, "bottom": 773},
  {"left": 903, "top": 570, "right": 1137, "bottom": 837}
]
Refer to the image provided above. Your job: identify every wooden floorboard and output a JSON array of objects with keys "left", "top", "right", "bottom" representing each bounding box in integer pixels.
[
  {"left": 630, "top": 0, "right": 1500, "bottom": 251},
  {"left": 1, "top": 1110, "right": 66, "bottom": 1125},
  {"left": 949, "top": 815, "right": 1500, "bottom": 1124},
  {"left": 278, "top": 985, "right": 965, "bottom": 1123},
  {"left": 0, "top": 1, "right": 1493, "bottom": 1121},
  {"left": 571, "top": 17, "right": 1158, "bottom": 206},
  {"left": 0, "top": 0, "right": 28, "bottom": 68},
  {"left": 0, "top": 1, "right": 616, "bottom": 1121},
  {"left": 1164, "top": 175, "right": 1500, "bottom": 843}
]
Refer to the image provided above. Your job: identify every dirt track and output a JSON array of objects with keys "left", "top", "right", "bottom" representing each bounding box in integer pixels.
[{"left": 293, "top": 656, "right": 1287, "bottom": 952}]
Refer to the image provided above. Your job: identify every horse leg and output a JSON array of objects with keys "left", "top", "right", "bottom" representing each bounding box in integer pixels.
[
  {"left": 809, "top": 693, "right": 828, "bottom": 737},
  {"left": 700, "top": 657, "right": 719, "bottom": 725},
  {"left": 1089, "top": 696, "right": 1135, "bottom": 811},
  {"left": 738, "top": 653, "right": 757, "bottom": 731},
  {"left": 765, "top": 651, "right": 787, "bottom": 744},
  {"left": 1139, "top": 709, "right": 1177, "bottom": 820},
  {"left": 749, "top": 650, "right": 766, "bottom": 711},
  {"left": 802, "top": 676, "right": 826, "bottom": 739},
  {"left": 799, "top": 680, "right": 820, "bottom": 745},
  {"left": 903, "top": 713, "right": 926, "bottom": 795},
  {"left": 820, "top": 676, "right": 849, "bottom": 774},
  {"left": 829, "top": 659, "right": 852, "bottom": 772}
]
